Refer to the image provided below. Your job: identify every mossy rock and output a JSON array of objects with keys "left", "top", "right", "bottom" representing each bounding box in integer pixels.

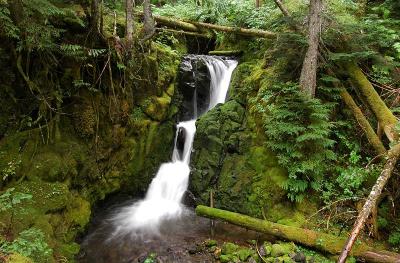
[
  {"left": 221, "top": 242, "right": 240, "bottom": 255},
  {"left": 6, "top": 253, "right": 34, "bottom": 263},
  {"left": 28, "top": 151, "right": 78, "bottom": 182},
  {"left": 270, "top": 242, "right": 296, "bottom": 257},
  {"left": 142, "top": 93, "right": 172, "bottom": 121}
]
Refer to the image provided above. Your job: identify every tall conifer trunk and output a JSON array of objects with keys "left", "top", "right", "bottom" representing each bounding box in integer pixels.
[
  {"left": 299, "top": 0, "right": 323, "bottom": 97},
  {"left": 140, "top": 0, "right": 156, "bottom": 44},
  {"left": 125, "top": 0, "right": 135, "bottom": 51}
]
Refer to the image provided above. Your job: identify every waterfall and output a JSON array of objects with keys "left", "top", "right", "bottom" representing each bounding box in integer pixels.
[{"left": 111, "top": 56, "right": 238, "bottom": 237}]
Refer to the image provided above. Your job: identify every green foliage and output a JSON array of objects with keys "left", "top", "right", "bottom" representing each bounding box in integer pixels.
[
  {"left": 0, "top": 227, "right": 53, "bottom": 262},
  {"left": 60, "top": 44, "right": 107, "bottom": 59},
  {"left": 0, "top": 188, "right": 32, "bottom": 212},
  {"left": 251, "top": 82, "right": 336, "bottom": 201},
  {"left": 0, "top": 5, "right": 19, "bottom": 39},
  {"left": 0, "top": 0, "right": 82, "bottom": 51},
  {"left": 1, "top": 157, "right": 21, "bottom": 182},
  {"left": 389, "top": 228, "right": 400, "bottom": 247},
  {"left": 154, "top": 0, "right": 301, "bottom": 30}
]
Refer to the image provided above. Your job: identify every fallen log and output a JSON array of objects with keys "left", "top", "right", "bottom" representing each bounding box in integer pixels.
[
  {"left": 191, "top": 21, "right": 276, "bottom": 38},
  {"left": 338, "top": 143, "right": 400, "bottom": 263},
  {"left": 208, "top": 50, "right": 243, "bottom": 56},
  {"left": 339, "top": 88, "right": 386, "bottom": 156},
  {"left": 156, "top": 28, "right": 211, "bottom": 38},
  {"left": 152, "top": 14, "right": 200, "bottom": 32},
  {"left": 195, "top": 205, "right": 400, "bottom": 263},
  {"left": 346, "top": 63, "right": 398, "bottom": 142},
  {"left": 138, "top": 12, "right": 277, "bottom": 38}
]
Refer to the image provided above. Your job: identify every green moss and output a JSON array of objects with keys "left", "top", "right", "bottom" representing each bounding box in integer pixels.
[
  {"left": 58, "top": 242, "right": 80, "bottom": 260},
  {"left": 28, "top": 152, "right": 78, "bottom": 182},
  {"left": 270, "top": 242, "right": 296, "bottom": 257},
  {"left": 65, "top": 196, "right": 91, "bottom": 228},
  {"left": 6, "top": 253, "right": 34, "bottom": 263},
  {"left": 142, "top": 93, "right": 172, "bottom": 121},
  {"left": 221, "top": 242, "right": 239, "bottom": 255}
]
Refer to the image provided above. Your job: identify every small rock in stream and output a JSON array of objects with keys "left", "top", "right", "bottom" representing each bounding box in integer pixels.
[{"left": 188, "top": 243, "right": 202, "bottom": 254}]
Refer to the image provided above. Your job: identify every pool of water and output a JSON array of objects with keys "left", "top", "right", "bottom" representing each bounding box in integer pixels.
[{"left": 78, "top": 201, "right": 273, "bottom": 263}]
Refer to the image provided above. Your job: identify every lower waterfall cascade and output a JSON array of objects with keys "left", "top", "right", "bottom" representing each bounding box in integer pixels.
[{"left": 110, "top": 55, "right": 238, "bottom": 237}]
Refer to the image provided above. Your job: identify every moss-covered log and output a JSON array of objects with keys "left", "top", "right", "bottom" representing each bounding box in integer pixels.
[
  {"left": 208, "top": 50, "right": 243, "bottom": 56},
  {"left": 191, "top": 21, "right": 276, "bottom": 38},
  {"left": 138, "top": 12, "right": 277, "bottom": 38},
  {"left": 196, "top": 205, "right": 400, "bottom": 263},
  {"left": 156, "top": 28, "right": 211, "bottom": 38},
  {"left": 340, "top": 88, "right": 386, "bottom": 156},
  {"left": 346, "top": 63, "right": 398, "bottom": 141},
  {"left": 151, "top": 13, "right": 201, "bottom": 32}
]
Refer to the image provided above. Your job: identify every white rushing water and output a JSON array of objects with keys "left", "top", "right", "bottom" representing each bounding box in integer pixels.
[{"left": 111, "top": 56, "right": 238, "bottom": 237}]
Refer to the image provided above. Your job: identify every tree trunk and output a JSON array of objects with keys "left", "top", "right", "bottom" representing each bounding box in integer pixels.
[
  {"left": 91, "top": 0, "right": 100, "bottom": 33},
  {"left": 140, "top": 0, "right": 156, "bottom": 44},
  {"left": 346, "top": 63, "right": 398, "bottom": 142},
  {"left": 273, "top": 0, "right": 301, "bottom": 31},
  {"left": 299, "top": 0, "right": 324, "bottom": 97},
  {"left": 339, "top": 88, "right": 386, "bottom": 156},
  {"left": 136, "top": 13, "right": 277, "bottom": 38},
  {"left": 156, "top": 28, "right": 211, "bottom": 38},
  {"left": 125, "top": 0, "right": 135, "bottom": 51},
  {"left": 273, "top": 0, "right": 291, "bottom": 19},
  {"left": 208, "top": 50, "right": 243, "bottom": 56},
  {"left": 196, "top": 206, "right": 400, "bottom": 263},
  {"left": 149, "top": 13, "right": 199, "bottom": 32},
  {"left": 338, "top": 144, "right": 400, "bottom": 263},
  {"left": 256, "top": 0, "right": 261, "bottom": 8},
  {"left": 191, "top": 21, "right": 276, "bottom": 38},
  {"left": 7, "top": 0, "right": 24, "bottom": 26}
]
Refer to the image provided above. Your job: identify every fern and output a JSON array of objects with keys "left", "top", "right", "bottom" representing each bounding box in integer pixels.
[
  {"left": 252, "top": 82, "right": 336, "bottom": 201},
  {"left": 0, "top": 5, "right": 19, "bottom": 39}
]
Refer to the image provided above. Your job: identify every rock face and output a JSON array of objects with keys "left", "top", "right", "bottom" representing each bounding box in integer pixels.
[
  {"left": 0, "top": 43, "right": 183, "bottom": 262},
  {"left": 190, "top": 61, "right": 315, "bottom": 224},
  {"left": 176, "top": 55, "right": 211, "bottom": 121}
]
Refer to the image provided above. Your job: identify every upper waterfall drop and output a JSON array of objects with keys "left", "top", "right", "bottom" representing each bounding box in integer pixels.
[{"left": 111, "top": 56, "right": 238, "bottom": 236}]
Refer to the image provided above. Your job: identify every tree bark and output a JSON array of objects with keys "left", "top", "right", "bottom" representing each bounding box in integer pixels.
[
  {"left": 140, "top": 0, "right": 156, "bottom": 44},
  {"left": 346, "top": 63, "right": 398, "bottom": 142},
  {"left": 338, "top": 144, "right": 400, "bottom": 263},
  {"left": 125, "top": 0, "right": 135, "bottom": 51},
  {"left": 272, "top": 0, "right": 301, "bottom": 32},
  {"left": 7, "top": 0, "right": 24, "bottom": 26},
  {"left": 191, "top": 21, "right": 276, "bottom": 38},
  {"left": 299, "top": 0, "right": 324, "bottom": 97},
  {"left": 137, "top": 13, "right": 277, "bottom": 38},
  {"left": 156, "top": 28, "right": 211, "bottom": 38},
  {"left": 256, "top": 0, "right": 261, "bottom": 8},
  {"left": 273, "top": 0, "right": 291, "bottom": 19},
  {"left": 339, "top": 88, "right": 386, "bottom": 156},
  {"left": 91, "top": 0, "right": 100, "bottom": 33},
  {"left": 196, "top": 205, "right": 400, "bottom": 263},
  {"left": 208, "top": 50, "right": 243, "bottom": 56}
]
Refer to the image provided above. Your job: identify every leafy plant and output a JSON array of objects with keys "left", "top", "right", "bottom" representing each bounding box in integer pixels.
[
  {"left": 252, "top": 82, "right": 336, "bottom": 201},
  {"left": 0, "top": 188, "right": 32, "bottom": 231},
  {"left": 0, "top": 227, "right": 52, "bottom": 262},
  {"left": 0, "top": 188, "right": 32, "bottom": 213},
  {"left": 1, "top": 159, "right": 21, "bottom": 182},
  {"left": 389, "top": 230, "right": 400, "bottom": 247}
]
